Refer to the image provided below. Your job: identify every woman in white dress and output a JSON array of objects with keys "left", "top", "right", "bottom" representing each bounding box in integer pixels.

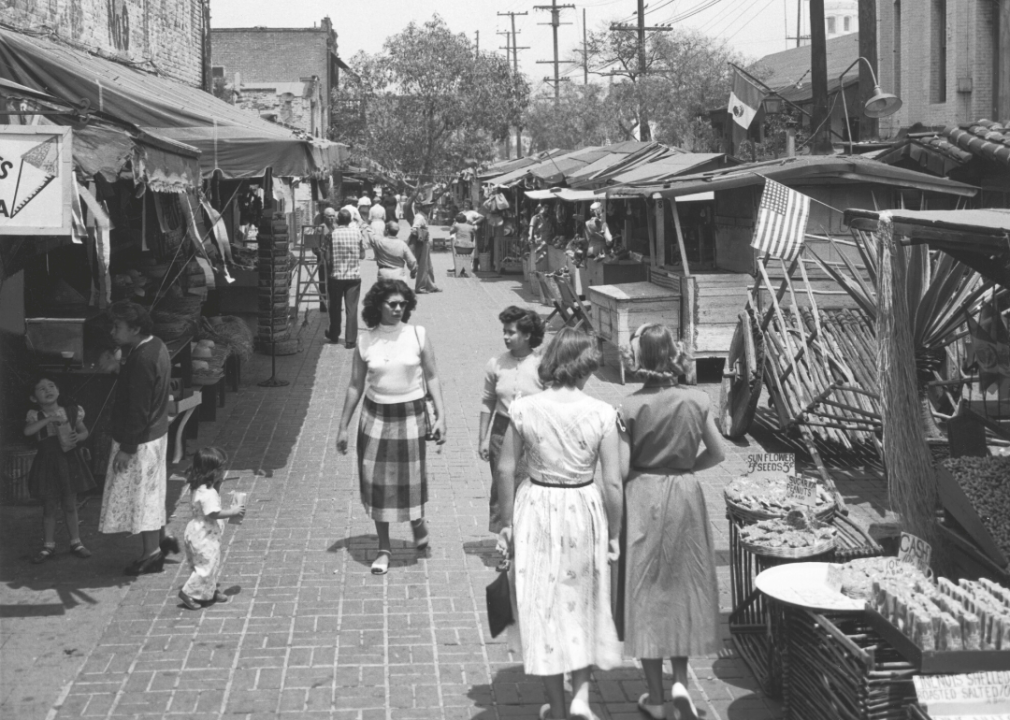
[{"left": 495, "top": 327, "right": 623, "bottom": 720}]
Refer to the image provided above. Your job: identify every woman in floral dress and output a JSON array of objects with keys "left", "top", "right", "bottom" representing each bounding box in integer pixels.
[{"left": 495, "top": 327, "right": 623, "bottom": 720}]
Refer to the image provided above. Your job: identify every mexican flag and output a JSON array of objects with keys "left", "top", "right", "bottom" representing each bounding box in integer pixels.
[{"left": 727, "top": 69, "right": 765, "bottom": 129}]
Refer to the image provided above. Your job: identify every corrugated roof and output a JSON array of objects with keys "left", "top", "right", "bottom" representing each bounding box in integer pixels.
[
  {"left": 608, "top": 153, "right": 728, "bottom": 186},
  {"left": 566, "top": 142, "right": 672, "bottom": 188},
  {"left": 608, "top": 155, "right": 977, "bottom": 198}
]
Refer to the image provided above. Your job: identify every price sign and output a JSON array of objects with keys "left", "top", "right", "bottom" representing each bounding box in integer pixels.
[
  {"left": 745, "top": 453, "right": 795, "bottom": 478},
  {"left": 786, "top": 475, "right": 819, "bottom": 506},
  {"left": 898, "top": 532, "right": 932, "bottom": 575},
  {"left": 913, "top": 672, "right": 1010, "bottom": 717}
]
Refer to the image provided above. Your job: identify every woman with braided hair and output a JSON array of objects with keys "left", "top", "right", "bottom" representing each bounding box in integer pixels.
[{"left": 616, "top": 323, "right": 725, "bottom": 720}]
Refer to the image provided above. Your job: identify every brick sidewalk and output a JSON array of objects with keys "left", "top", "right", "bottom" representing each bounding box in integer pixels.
[{"left": 42, "top": 249, "right": 800, "bottom": 720}]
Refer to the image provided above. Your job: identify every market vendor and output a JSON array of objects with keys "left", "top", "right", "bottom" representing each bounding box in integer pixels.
[
  {"left": 529, "top": 203, "right": 553, "bottom": 248},
  {"left": 585, "top": 201, "right": 613, "bottom": 259}
]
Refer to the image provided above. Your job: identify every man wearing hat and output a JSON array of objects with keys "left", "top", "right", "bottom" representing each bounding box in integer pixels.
[{"left": 585, "top": 201, "right": 613, "bottom": 259}]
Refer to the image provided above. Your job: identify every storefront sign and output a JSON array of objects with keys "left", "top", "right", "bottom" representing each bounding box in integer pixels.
[
  {"left": 897, "top": 532, "right": 932, "bottom": 575},
  {"left": 745, "top": 453, "right": 795, "bottom": 477},
  {"left": 913, "top": 672, "right": 1010, "bottom": 717},
  {"left": 0, "top": 126, "right": 73, "bottom": 236}
]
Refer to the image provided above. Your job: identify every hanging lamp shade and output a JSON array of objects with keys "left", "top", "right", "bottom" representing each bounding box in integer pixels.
[{"left": 864, "top": 86, "right": 903, "bottom": 118}]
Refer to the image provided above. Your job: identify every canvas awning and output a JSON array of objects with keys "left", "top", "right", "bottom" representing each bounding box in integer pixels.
[
  {"left": 524, "top": 188, "right": 602, "bottom": 202},
  {"left": 0, "top": 29, "right": 346, "bottom": 179}
]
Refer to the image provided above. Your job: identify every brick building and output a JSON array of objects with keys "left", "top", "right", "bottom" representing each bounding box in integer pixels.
[
  {"left": 877, "top": 0, "right": 1010, "bottom": 138},
  {"left": 210, "top": 19, "right": 345, "bottom": 138},
  {"left": 0, "top": 0, "right": 208, "bottom": 88}
]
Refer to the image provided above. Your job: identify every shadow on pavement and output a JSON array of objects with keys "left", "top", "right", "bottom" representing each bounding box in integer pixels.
[
  {"left": 327, "top": 533, "right": 427, "bottom": 570},
  {"left": 462, "top": 538, "right": 500, "bottom": 568}
]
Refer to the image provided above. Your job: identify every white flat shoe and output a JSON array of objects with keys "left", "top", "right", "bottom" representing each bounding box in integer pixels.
[
  {"left": 637, "top": 692, "right": 665, "bottom": 719},
  {"left": 570, "top": 698, "right": 599, "bottom": 720},
  {"left": 671, "top": 683, "right": 699, "bottom": 720}
]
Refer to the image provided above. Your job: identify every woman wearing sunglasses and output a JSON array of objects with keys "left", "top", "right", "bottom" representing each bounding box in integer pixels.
[{"left": 336, "top": 279, "right": 447, "bottom": 575}]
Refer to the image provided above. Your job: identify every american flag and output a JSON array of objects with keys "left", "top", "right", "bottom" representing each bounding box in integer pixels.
[{"left": 750, "top": 179, "right": 810, "bottom": 262}]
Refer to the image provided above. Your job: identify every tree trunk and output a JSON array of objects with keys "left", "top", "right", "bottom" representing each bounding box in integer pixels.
[{"left": 919, "top": 385, "right": 945, "bottom": 440}]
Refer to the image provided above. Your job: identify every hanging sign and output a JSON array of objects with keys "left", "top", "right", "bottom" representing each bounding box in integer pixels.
[
  {"left": 913, "top": 671, "right": 1010, "bottom": 717},
  {"left": 0, "top": 126, "right": 73, "bottom": 236}
]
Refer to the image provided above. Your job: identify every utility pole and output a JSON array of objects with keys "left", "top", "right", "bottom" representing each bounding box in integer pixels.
[
  {"left": 534, "top": 0, "right": 575, "bottom": 105},
  {"left": 583, "top": 8, "right": 589, "bottom": 85},
  {"left": 809, "top": 0, "right": 833, "bottom": 153},
  {"left": 857, "top": 0, "right": 878, "bottom": 141},
  {"left": 498, "top": 11, "right": 530, "bottom": 159},
  {"left": 786, "top": 0, "right": 809, "bottom": 47},
  {"left": 475, "top": 30, "right": 480, "bottom": 55},
  {"left": 611, "top": 0, "right": 671, "bottom": 141}
]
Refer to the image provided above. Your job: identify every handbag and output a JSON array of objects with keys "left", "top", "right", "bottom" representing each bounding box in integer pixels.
[
  {"left": 485, "top": 560, "right": 514, "bottom": 638},
  {"left": 413, "top": 326, "right": 438, "bottom": 441}
]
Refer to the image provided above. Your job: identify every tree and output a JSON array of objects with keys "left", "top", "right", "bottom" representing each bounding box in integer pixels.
[
  {"left": 330, "top": 16, "right": 530, "bottom": 179},
  {"left": 522, "top": 85, "right": 614, "bottom": 153},
  {"left": 578, "top": 26, "right": 745, "bottom": 148}
]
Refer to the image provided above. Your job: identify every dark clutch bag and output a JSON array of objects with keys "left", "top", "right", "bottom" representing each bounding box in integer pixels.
[
  {"left": 485, "top": 562, "right": 514, "bottom": 638},
  {"left": 421, "top": 394, "right": 438, "bottom": 441}
]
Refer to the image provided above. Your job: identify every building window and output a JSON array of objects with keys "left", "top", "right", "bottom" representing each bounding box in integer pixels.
[
  {"left": 212, "top": 66, "right": 225, "bottom": 79},
  {"left": 931, "top": 0, "right": 947, "bottom": 103},
  {"left": 843, "top": 16, "right": 850, "bottom": 32},
  {"left": 827, "top": 16, "right": 836, "bottom": 34},
  {"left": 894, "top": 1, "right": 901, "bottom": 99}
]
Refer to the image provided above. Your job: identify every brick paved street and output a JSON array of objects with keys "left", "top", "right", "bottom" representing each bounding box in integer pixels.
[{"left": 6, "top": 241, "right": 893, "bottom": 720}]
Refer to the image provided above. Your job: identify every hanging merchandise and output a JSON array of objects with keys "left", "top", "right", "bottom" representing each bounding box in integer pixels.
[{"left": 489, "top": 213, "right": 505, "bottom": 227}]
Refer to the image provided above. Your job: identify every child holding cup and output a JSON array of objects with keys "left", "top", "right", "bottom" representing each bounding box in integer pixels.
[{"left": 178, "top": 447, "right": 245, "bottom": 610}]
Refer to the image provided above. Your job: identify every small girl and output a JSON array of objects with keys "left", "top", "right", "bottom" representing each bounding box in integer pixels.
[
  {"left": 24, "top": 376, "right": 97, "bottom": 563},
  {"left": 178, "top": 447, "right": 245, "bottom": 610}
]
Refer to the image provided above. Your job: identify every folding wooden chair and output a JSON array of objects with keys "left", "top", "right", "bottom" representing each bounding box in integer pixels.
[
  {"left": 553, "top": 273, "right": 594, "bottom": 333},
  {"left": 538, "top": 273, "right": 571, "bottom": 326}
]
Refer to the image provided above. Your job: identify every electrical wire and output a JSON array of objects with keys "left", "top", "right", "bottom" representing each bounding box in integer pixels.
[{"left": 723, "top": 0, "right": 778, "bottom": 41}]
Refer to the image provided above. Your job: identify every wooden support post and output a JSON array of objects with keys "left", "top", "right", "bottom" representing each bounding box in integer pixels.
[
  {"left": 670, "top": 197, "right": 696, "bottom": 384},
  {"left": 654, "top": 196, "right": 666, "bottom": 268}
]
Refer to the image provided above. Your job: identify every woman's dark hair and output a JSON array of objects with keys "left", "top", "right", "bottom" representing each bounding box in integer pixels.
[
  {"left": 108, "top": 300, "right": 153, "bottom": 335},
  {"left": 456, "top": 213, "right": 467, "bottom": 224},
  {"left": 188, "top": 446, "right": 228, "bottom": 490},
  {"left": 621, "top": 323, "right": 690, "bottom": 381},
  {"left": 361, "top": 279, "right": 417, "bottom": 328},
  {"left": 498, "top": 306, "right": 546, "bottom": 349},
  {"left": 538, "top": 327, "right": 601, "bottom": 387}
]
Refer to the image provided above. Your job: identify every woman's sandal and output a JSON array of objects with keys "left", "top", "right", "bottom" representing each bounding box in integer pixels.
[
  {"left": 178, "top": 590, "right": 202, "bottom": 611},
  {"left": 637, "top": 693, "right": 665, "bottom": 720},
  {"left": 31, "top": 546, "right": 56, "bottom": 564},
  {"left": 125, "top": 551, "right": 164, "bottom": 576},
  {"left": 569, "top": 699, "right": 600, "bottom": 720},
  {"left": 69, "top": 542, "right": 92, "bottom": 559},
  {"left": 371, "top": 550, "right": 391, "bottom": 575},
  {"left": 672, "top": 683, "right": 700, "bottom": 720},
  {"left": 411, "top": 519, "right": 430, "bottom": 552}
]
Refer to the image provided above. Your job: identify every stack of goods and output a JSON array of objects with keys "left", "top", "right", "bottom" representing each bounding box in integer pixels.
[
  {"left": 200, "top": 316, "right": 253, "bottom": 364},
  {"left": 836, "top": 556, "right": 927, "bottom": 601},
  {"left": 868, "top": 574, "right": 1010, "bottom": 652},
  {"left": 255, "top": 211, "right": 297, "bottom": 355},
  {"left": 725, "top": 472, "right": 836, "bottom": 521},
  {"left": 941, "top": 456, "right": 1010, "bottom": 558},
  {"left": 151, "top": 295, "right": 202, "bottom": 342},
  {"left": 231, "top": 245, "right": 257, "bottom": 271},
  {"left": 739, "top": 509, "right": 836, "bottom": 557}
]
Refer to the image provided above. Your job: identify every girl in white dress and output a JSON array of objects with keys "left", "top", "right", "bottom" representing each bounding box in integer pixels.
[
  {"left": 495, "top": 327, "right": 623, "bottom": 720},
  {"left": 178, "top": 447, "right": 246, "bottom": 610}
]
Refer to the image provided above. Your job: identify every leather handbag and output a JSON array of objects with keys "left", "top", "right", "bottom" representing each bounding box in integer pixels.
[
  {"left": 485, "top": 560, "right": 514, "bottom": 638},
  {"left": 413, "top": 326, "right": 438, "bottom": 441}
]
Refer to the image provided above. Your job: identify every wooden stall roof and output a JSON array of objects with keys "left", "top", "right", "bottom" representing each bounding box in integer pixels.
[
  {"left": 843, "top": 208, "right": 1010, "bottom": 287},
  {"left": 607, "top": 155, "right": 979, "bottom": 199}
]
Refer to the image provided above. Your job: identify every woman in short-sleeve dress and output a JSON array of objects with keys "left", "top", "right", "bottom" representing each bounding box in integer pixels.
[
  {"left": 495, "top": 327, "right": 623, "bottom": 720},
  {"left": 617, "top": 323, "right": 725, "bottom": 720}
]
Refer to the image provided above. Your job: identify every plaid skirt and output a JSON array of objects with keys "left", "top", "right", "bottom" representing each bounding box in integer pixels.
[{"left": 358, "top": 396, "right": 428, "bottom": 522}]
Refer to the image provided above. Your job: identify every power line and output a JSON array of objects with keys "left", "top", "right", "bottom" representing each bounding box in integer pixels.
[
  {"left": 610, "top": 0, "right": 673, "bottom": 140},
  {"left": 534, "top": 0, "right": 576, "bottom": 104},
  {"left": 498, "top": 11, "right": 530, "bottom": 158}
]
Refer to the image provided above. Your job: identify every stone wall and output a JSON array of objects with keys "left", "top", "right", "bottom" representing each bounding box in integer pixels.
[
  {"left": 1, "top": 0, "right": 206, "bottom": 87},
  {"left": 235, "top": 85, "right": 322, "bottom": 136}
]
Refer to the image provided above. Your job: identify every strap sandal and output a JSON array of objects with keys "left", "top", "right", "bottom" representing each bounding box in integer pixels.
[
  {"left": 69, "top": 542, "right": 92, "bottom": 559},
  {"left": 411, "top": 519, "right": 430, "bottom": 552},
  {"left": 31, "top": 546, "right": 56, "bottom": 564},
  {"left": 125, "top": 551, "right": 164, "bottom": 576},
  {"left": 637, "top": 693, "right": 665, "bottom": 720},
  {"left": 159, "top": 535, "right": 180, "bottom": 556},
  {"left": 569, "top": 699, "right": 600, "bottom": 720},
  {"left": 370, "top": 549, "right": 391, "bottom": 575},
  {"left": 178, "top": 590, "right": 202, "bottom": 611}
]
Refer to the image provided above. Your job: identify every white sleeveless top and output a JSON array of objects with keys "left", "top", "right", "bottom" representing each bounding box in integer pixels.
[{"left": 359, "top": 323, "right": 426, "bottom": 404}]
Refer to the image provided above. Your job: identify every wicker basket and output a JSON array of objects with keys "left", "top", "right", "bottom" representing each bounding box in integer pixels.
[
  {"left": 153, "top": 321, "right": 191, "bottom": 340},
  {"left": 741, "top": 536, "right": 836, "bottom": 559},
  {"left": 725, "top": 495, "right": 837, "bottom": 525},
  {"left": 191, "top": 368, "right": 225, "bottom": 386}
]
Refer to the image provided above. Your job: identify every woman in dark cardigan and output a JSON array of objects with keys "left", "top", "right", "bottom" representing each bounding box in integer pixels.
[{"left": 98, "top": 301, "right": 179, "bottom": 575}]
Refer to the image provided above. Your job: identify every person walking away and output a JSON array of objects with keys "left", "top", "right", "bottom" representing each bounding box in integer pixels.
[
  {"left": 449, "top": 213, "right": 475, "bottom": 277},
  {"left": 177, "top": 447, "right": 246, "bottom": 610},
  {"left": 100, "top": 300, "right": 178, "bottom": 575},
  {"left": 340, "top": 195, "right": 364, "bottom": 229},
  {"left": 382, "top": 190, "right": 398, "bottom": 226},
  {"left": 585, "top": 202, "right": 613, "bottom": 260},
  {"left": 322, "top": 208, "right": 368, "bottom": 349},
  {"left": 368, "top": 201, "right": 387, "bottom": 242},
  {"left": 463, "top": 208, "right": 485, "bottom": 272},
  {"left": 617, "top": 323, "right": 725, "bottom": 720},
  {"left": 371, "top": 220, "right": 417, "bottom": 282},
  {"left": 409, "top": 204, "right": 440, "bottom": 294},
  {"left": 495, "top": 327, "right": 623, "bottom": 720},
  {"left": 336, "top": 280, "right": 447, "bottom": 576},
  {"left": 479, "top": 307, "right": 544, "bottom": 534},
  {"left": 24, "top": 375, "right": 97, "bottom": 563}
]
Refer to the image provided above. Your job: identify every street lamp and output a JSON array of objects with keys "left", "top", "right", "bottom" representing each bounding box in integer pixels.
[{"left": 838, "top": 56, "right": 902, "bottom": 153}]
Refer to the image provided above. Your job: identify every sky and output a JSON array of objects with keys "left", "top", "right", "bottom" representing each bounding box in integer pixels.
[{"left": 210, "top": 0, "right": 805, "bottom": 92}]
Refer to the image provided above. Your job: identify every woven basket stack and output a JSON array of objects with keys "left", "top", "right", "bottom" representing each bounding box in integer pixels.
[{"left": 254, "top": 211, "right": 299, "bottom": 356}]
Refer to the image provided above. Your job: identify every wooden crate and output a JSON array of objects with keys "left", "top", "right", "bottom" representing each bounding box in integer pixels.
[
  {"left": 691, "top": 273, "right": 751, "bottom": 358},
  {"left": 588, "top": 281, "right": 680, "bottom": 362},
  {"left": 581, "top": 259, "right": 648, "bottom": 291}
]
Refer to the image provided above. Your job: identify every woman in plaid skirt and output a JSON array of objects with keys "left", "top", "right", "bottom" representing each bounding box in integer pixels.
[{"left": 336, "top": 279, "right": 447, "bottom": 575}]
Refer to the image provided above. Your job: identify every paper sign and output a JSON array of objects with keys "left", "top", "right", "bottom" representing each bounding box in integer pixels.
[
  {"left": 898, "top": 532, "right": 932, "bottom": 575},
  {"left": 786, "top": 475, "right": 819, "bottom": 505},
  {"left": 0, "top": 126, "right": 73, "bottom": 235},
  {"left": 745, "top": 453, "right": 795, "bottom": 477},
  {"left": 914, "top": 673, "right": 1010, "bottom": 717}
]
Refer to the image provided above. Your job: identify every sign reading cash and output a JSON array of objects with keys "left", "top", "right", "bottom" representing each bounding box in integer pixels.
[{"left": 0, "top": 126, "right": 73, "bottom": 236}]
